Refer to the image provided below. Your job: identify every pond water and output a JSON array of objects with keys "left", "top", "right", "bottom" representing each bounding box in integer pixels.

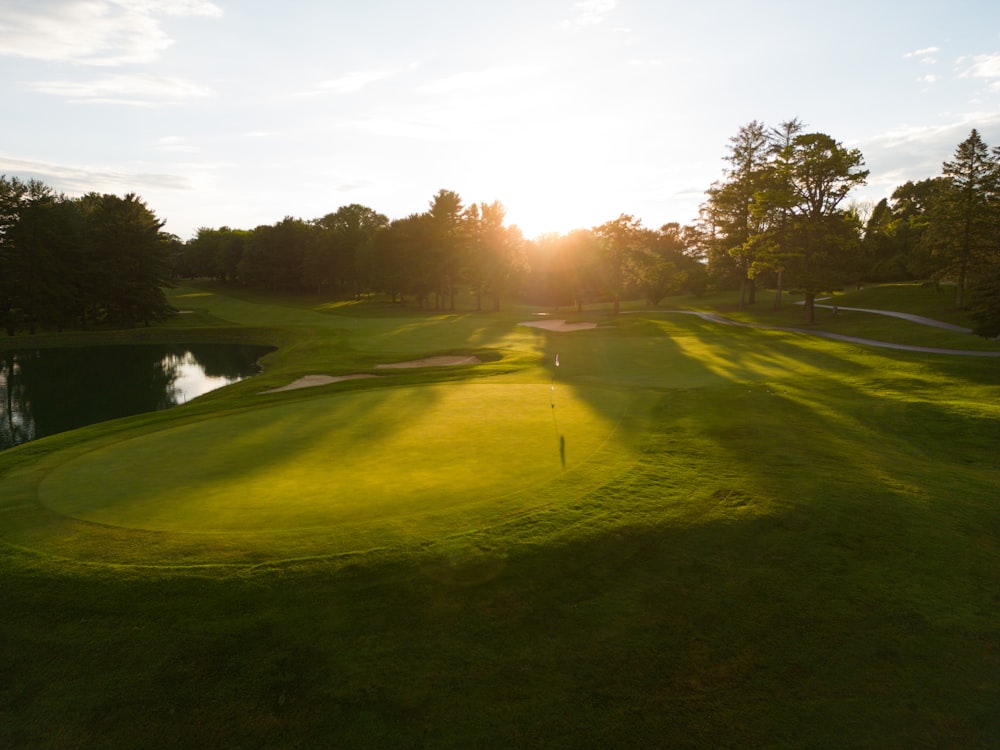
[{"left": 0, "top": 343, "right": 273, "bottom": 450}]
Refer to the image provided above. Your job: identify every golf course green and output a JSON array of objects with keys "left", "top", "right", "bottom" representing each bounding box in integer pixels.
[
  {"left": 39, "top": 383, "right": 628, "bottom": 533},
  {"left": 2, "top": 282, "right": 999, "bottom": 748}
]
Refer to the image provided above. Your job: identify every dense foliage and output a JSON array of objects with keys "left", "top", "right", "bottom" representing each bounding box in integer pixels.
[
  {"left": 5, "top": 126, "right": 1000, "bottom": 335},
  {"left": 703, "top": 124, "right": 1000, "bottom": 332},
  {"left": 0, "top": 177, "right": 175, "bottom": 334}
]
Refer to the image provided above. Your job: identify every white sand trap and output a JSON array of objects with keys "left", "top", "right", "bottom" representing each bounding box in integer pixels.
[
  {"left": 520, "top": 319, "right": 597, "bottom": 332},
  {"left": 375, "top": 355, "right": 481, "bottom": 369},
  {"left": 261, "top": 373, "right": 377, "bottom": 393},
  {"left": 262, "top": 355, "right": 481, "bottom": 393}
]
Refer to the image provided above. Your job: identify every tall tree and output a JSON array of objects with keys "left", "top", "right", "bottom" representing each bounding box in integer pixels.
[
  {"left": 922, "top": 129, "right": 999, "bottom": 307},
  {"left": 593, "top": 214, "right": 645, "bottom": 314},
  {"left": 308, "top": 204, "right": 388, "bottom": 296},
  {"left": 427, "top": 189, "right": 465, "bottom": 310},
  {"left": 627, "top": 223, "right": 699, "bottom": 306},
  {"left": 240, "top": 217, "right": 311, "bottom": 292},
  {"left": 703, "top": 121, "right": 772, "bottom": 307},
  {"left": 79, "top": 193, "right": 175, "bottom": 326},
  {"left": 761, "top": 132, "right": 868, "bottom": 323},
  {"left": 464, "top": 201, "right": 526, "bottom": 312},
  {"left": 370, "top": 213, "right": 437, "bottom": 305},
  {"left": 527, "top": 230, "right": 601, "bottom": 310}
]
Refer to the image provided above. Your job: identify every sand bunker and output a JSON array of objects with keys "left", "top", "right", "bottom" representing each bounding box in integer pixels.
[
  {"left": 262, "top": 355, "right": 481, "bottom": 393},
  {"left": 520, "top": 319, "right": 597, "bottom": 332},
  {"left": 261, "top": 374, "right": 377, "bottom": 393},
  {"left": 374, "top": 355, "right": 481, "bottom": 369}
]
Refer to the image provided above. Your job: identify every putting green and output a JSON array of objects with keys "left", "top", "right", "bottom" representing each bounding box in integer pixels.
[{"left": 38, "top": 383, "right": 629, "bottom": 533}]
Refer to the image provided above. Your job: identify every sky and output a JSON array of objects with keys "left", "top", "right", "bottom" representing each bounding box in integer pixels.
[{"left": 2, "top": 1, "right": 1000, "bottom": 241}]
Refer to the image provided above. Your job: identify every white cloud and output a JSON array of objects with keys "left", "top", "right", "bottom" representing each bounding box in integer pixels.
[
  {"left": 0, "top": 154, "right": 192, "bottom": 193},
  {"left": 959, "top": 52, "right": 1000, "bottom": 80},
  {"left": 858, "top": 113, "right": 1000, "bottom": 196},
  {"left": 319, "top": 70, "right": 394, "bottom": 94},
  {"left": 0, "top": 0, "right": 221, "bottom": 66},
  {"left": 294, "top": 64, "right": 418, "bottom": 98},
  {"left": 903, "top": 46, "right": 940, "bottom": 59},
  {"left": 115, "top": 0, "right": 222, "bottom": 17},
  {"left": 155, "top": 135, "right": 199, "bottom": 153},
  {"left": 917, "top": 74, "right": 939, "bottom": 84},
  {"left": 29, "top": 74, "right": 212, "bottom": 105},
  {"left": 561, "top": 0, "right": 617, "bottom": 30},
  {"left": 418, "top": 65, "right": 543, "bottom": 94}
]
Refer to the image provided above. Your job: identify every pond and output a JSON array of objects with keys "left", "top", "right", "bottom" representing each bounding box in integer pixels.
[{"left": 0, "top": 343, "right": 273, "bottom": 451}]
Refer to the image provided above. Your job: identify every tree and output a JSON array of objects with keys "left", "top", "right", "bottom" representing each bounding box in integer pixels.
[
  {"left": 524, "top": 230, "right": 601, "bottom": 310},
  {"left": 308, "top": 204, "right": 388, "bottom": 296},
  {"left": 967, "top": 264, "right": 1000, "bottom": 337},
  {"left": 11, "top": 192, "right": 85, "bottom": 332},
  {"left": 627, "top": 223, "right": 701, "bottom": 306},
  {"left": 427, "top": 189, "right": 465, "bottom": 310},
  {"left": 703, "top": 121, "right": 773, "bottom": 307},
  {"left": 240, "top": 217, "right": 311, "bottom": 292},
  {"left": 79, "top": 193, "right": 175, "bottom": 326},
  {"left": 921, "top": 129, "right": 999, "bottom": 307},
  {"left": 593, "top": 214, "right": 645, "bottom": 314},
  {"left": 464, "top": 201, "right": 526, "bottom": 312},
  {"left": 760, "top": 132, "right": 868, "bottom": 323},
  {"left": 370, "top": 213, "right": 437, "bottom": 305}
]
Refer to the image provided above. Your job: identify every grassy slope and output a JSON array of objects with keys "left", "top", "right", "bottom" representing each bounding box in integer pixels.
[{"left": 1, "top": 283, "right": 999, "bottom": 748}]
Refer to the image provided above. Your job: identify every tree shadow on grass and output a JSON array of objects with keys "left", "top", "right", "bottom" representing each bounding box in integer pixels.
[{"left": 5, "top": 482, "right": 998, "bottom": 748}]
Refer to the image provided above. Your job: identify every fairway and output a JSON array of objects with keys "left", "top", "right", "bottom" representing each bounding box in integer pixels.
[
  {"left": 3, "top": 284, "right": 1000, "bottom": 749},
  {"left": 38, "top": 382, "right": 630, "bottom": 534}
]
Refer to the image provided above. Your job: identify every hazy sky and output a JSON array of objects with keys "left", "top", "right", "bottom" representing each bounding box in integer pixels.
[{"left": 2, "top": 1, "right": 999, "bottom": 239}]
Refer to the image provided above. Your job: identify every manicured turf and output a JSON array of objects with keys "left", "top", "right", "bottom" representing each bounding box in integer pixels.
[
  {"left": 39, "top": 383, "right": 629, "bottom": 534},
  {"left": 2, "top": 282, "right": 999, "bottom": 748}
]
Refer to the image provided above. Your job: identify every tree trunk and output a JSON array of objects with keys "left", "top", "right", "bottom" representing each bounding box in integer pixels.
[
  {"left": 805, "top": 291, "right": 816, "bottom": 324},
  {"left": 774, "top": 269, "right": 784, "bottom": 310},
  {"left": 956, "top": 257, "right": 967, "bottom": 307}
]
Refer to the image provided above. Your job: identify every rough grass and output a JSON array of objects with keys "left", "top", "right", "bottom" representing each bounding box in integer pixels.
[{"left": 2, "top": 282, "right": 999, "bottom": 748}]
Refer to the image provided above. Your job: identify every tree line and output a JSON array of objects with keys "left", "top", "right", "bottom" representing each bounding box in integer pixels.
[
  {"left": 177, "top": 192, "right": 709, "bottom": 315},
  {"left": 702, "top": 122, "right": 1000, "bottom": 334},
  {"left": 0, "top": 177, "right": 175, "bottom": 334},
  {"left": 3, "top": 124, "right": 1000, "bottom": 336}
]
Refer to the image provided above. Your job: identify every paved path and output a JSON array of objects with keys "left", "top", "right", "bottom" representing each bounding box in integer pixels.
[
  {"left": 811, "top": 303, "right": 972, "bottom": 333},
  {"left": 640, "top": 310, "right": 1000, "bottom": 357}
]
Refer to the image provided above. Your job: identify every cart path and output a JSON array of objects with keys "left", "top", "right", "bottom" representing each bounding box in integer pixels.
[
  {"left": 639, "top": 310, "right": 1000, "bottom": 357},
  {"left": 810, "top": 303, "right": 973, "bottom": 333}
]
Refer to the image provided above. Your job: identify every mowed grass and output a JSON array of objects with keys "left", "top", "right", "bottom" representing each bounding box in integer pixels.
[
  {"left": 37, "top": 383, "right": 629, "bottom": 537},
  {"left": 2, "top": 284, "right": 999, "bottom": 748}
]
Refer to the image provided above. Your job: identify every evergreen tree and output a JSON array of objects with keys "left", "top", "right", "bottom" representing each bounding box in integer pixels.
[
  {"left": 922, "top": 129, "right": 999, "bottom": 307},
  {"left": 79, "top": 193, "right": 175, "bottom": 326}
]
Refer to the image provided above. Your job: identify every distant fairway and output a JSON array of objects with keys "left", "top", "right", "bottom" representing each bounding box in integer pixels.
[{"left": 38, "top": 382, "right": 631, "bottom": 535}]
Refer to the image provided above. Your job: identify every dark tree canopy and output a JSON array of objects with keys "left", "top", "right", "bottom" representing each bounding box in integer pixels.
[
  {"left": 0, "top": 177, "right": 174, "bottom": 334},
  {"left": 7, "top": 125, "right": 1000, "bottom": 336}
]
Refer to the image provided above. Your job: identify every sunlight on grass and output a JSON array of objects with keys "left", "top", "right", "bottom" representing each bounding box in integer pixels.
[
  {"left": 4, "top": 282, "right": 1000, "bottom": 747},
  {"left": 37, "top": 383, "right": 630, "bottom": 535}
]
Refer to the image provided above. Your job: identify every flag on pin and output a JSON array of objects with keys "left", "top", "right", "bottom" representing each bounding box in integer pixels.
[{"left": 555, "top": 354, "right": 560, "bottom": 367}]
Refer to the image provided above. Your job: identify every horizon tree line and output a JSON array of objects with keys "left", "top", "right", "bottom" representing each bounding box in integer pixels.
[{"left": 3, "top": 125, "right": 1000, "bottom": 337}]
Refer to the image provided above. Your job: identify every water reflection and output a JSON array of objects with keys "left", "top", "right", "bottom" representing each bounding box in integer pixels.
[{"left": 0, "top": 344, "right": 271, "bottom": 450}]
